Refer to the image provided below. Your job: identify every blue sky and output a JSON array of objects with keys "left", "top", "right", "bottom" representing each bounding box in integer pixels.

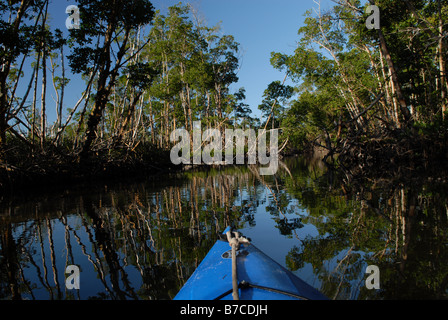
[{"left": 36, "top": 0, "right": 334, "bottom": 122}]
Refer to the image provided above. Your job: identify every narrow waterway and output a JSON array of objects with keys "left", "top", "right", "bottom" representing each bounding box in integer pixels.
[{"left": 1, "top": 157, "right": 447, "bottom": 300}]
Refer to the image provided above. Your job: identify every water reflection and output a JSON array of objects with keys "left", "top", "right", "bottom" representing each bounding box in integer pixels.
[{"left": 1, "top": 158, "right": 448, "bottom": 300}]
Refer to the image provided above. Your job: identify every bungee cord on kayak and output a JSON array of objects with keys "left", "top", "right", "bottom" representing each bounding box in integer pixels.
[{"left": 226, "top": 230, "right": 251, "bottom": 300}]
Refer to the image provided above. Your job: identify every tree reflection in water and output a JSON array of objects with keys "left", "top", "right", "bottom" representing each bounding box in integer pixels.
[{"left": 1, "top": 158, "right": 447, "bottom": 300}]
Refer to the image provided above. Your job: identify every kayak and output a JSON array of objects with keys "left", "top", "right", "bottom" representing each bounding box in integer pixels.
[{"left": 174, "top": 227, "right": 328, "bottom": 300}]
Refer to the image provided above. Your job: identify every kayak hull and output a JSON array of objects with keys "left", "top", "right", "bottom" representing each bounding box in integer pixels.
[{"left": 174, "top": 228, "right": 327, "bottom": 300}]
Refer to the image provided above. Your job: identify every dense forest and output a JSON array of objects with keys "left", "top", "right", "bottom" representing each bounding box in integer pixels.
[
  {"left": 273, "top": 0, "right": 448, "bottom": 173},
  {"left": 0, "top": 0, "right": 447, "bottom": 192},
  {"left": 0, "top": 0, "right": 255, "bottom": 190}
]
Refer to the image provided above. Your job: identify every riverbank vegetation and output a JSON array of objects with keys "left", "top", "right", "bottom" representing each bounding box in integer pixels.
[
  {"left": 0, "top": 1, "right": 258, "bottom": 191},
  {"left": 1, "top": 0, "right": 447, "bottom": 192},
  {"left": 272, "top": 0, "right": 448, "bottom": 173}
]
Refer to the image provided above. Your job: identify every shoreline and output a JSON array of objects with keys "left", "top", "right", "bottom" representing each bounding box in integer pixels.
[{"left": 2, "top": 134, "right": 448, "bottom": 202}]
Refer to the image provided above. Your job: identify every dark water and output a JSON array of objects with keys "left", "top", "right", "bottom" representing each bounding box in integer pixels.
[{"left": 1, "top": 157, "right": 448, "bottom": 300}]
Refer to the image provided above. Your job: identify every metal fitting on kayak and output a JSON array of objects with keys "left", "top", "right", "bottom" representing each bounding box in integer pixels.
[{"left": 225, "top": 230, "right": 250, "bottom": 250}]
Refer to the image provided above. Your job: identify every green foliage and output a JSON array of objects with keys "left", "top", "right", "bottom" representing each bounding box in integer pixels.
[
  {"left": 1, "top": 1, "right": 250, "bottom": 171},
  {"left": 270, "top": 0, "right": 448, "bottom": 157},
  {"left": 125, "top": 62, "right": 160, "bottom": 90},
  {"left": 67, "top": 0, "right": 155, "bottom": 74},
  {"left": 0, "top": 0, "right": 47, "bottom": 62},
  {"left": 258, "top": 81, "right": 294, "bottom": 128},
  {"left": 142, "top": 3, "right": 244, "bottom": 138}
]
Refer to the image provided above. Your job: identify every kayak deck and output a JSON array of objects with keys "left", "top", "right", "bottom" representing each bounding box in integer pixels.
[{"left": 174, "top": 228, "right": 327, "bottom": 300}]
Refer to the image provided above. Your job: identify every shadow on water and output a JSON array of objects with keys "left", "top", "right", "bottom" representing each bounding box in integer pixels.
[{"left": 1, "top": 157, "right": 448, "bottom": 300}]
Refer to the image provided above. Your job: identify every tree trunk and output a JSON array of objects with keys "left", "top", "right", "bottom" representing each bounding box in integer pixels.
[
  {"left": 439, "top": 0, "right": 447, "bottom": 119},
  {"left": 79, "top": 23, "right": 131, "bottom": 161},
  {"left": 0, "top": 0, "right": 30, "bottom": 160},
  {"left": 115, "top": 90, "right": 143, "bottom": 146},
  {"left": 58, "top": 45, "right": 66, "bottom": 143},
  {"left": 31, "top": 52, "right": 41, "bottom": 144},
  {"left": 368, "top": 0, "right": 411, "bottom": 125},
  {"left": 378, "top": 30, "right": 411, "bottom": 125},
  {"left": 40, "top": 49, "right": 47, "bottom": 149},
  {"left": 79, "top": 31, "right": 113, "bottom": 160},
  {"left": 0, "top": 78, "right": 8, "bottom": 161},
  {"left": 148, "top": 97, "right": 155, "bottom": 144}
]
